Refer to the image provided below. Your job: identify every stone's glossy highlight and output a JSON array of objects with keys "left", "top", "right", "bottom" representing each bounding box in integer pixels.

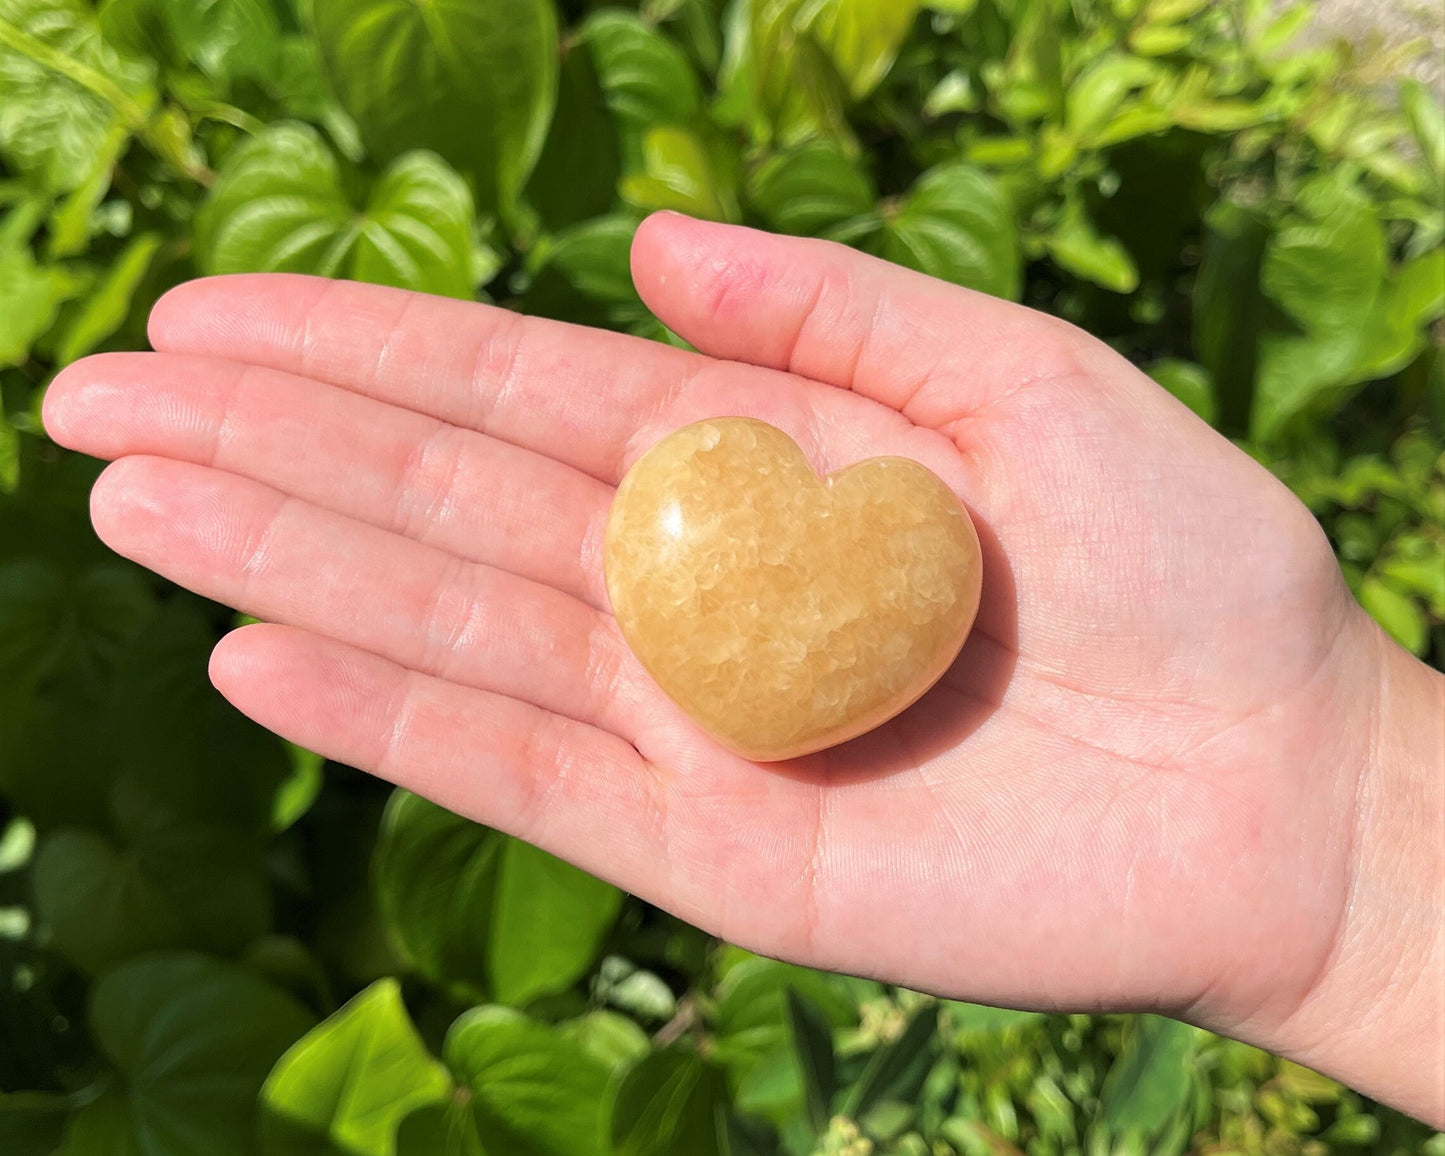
[{"left": 604, "top": 418, "right": 983, "bottom": 762}]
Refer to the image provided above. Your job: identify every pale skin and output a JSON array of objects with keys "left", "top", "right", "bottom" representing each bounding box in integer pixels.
[{"left": 42, "top": 214, "right": 1444, "bottom": 1123}]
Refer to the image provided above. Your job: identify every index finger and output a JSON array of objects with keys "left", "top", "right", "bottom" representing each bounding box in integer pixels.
[{"left": 147, "top": 273, "right": 712, "bottom": 484}]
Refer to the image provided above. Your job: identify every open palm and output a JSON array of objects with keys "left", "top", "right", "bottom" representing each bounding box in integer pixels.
[{"left": 43, "top": 214, "right": 1371, "bottom": 1043}]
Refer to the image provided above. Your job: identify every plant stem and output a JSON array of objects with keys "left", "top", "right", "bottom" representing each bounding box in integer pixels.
[{"left": 0, "top": 16, "right": 214, "bottom": 186}]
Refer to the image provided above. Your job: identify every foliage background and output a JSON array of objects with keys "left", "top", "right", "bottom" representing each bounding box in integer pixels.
[{"left": 1, "top": 0, "right": 1443, "bottom": 1153}]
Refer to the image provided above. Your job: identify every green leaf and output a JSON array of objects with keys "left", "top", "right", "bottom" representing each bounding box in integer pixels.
[
  {"left": 1351, "top": 249, "right": 1445, "bottom": 383},
  {"left": 0, "top": 1091, "right": 72, "bottom": 1156},
  {"left": 723, "top": 0, "right": 853, "bottom": 149},
  {"left": 33, "top": 821, "right": 272, "bottom": 973},
  {"left": 375, "top": 790, "right": 622, "bottom": 1006},
  {"left": 195, "top": 122, "right": 360, "bottom": 276},
  {"left": 311, "top": 0, "right": 557, "bottom": 214},
  {"left": 273, "top": 745, "right": 325, "bottom": 833},
  {"left": 941, "top": 1001, "right": 1046, "bottom": 1034},
  {"left": 1194, "top": 197, "right": 1270, "bottom": 433},
  {"left": 1358, "top": 576, "right": 1429, "bottom": 655},
  {"left": 1046, "top": 202, "right": 1139, "bottom": 293},
  {"left": 872, "top": 163, "right": 1020, "bottom": 300},
  {"left": 583, "top": 10, "right": 701, "bottom": 128},
  {"left": 560, "top": 1012, "right": 653, "bottom": 1075},
  {"left": 1097, "top": 1016, "right": 1199, "bottom": 1138},
  {"left": 747, "top": 141, "right": 875, "bottom": 235},
  {"left": 0, "top": 407, "right": 17, "bottom": 495},
  {"left": 0, "top": 557, "right": 157, "bottom": 830},
  {"left": 394, "top": 1103, "right": 484, "bottom": 1156},
  {"left": 607, "top": 1048, "right": 729, "bottom": 1156},
  {"left": 0, "top": 0, "right": 154, "bottom": 193},
  {"left": 799, "top": 0, "right": 921, "bottom": 100},
  {"left": 0, "top": 238, "right": 85, "bottom": 368},
  {"left": 1128, "top": 23, "right": 1192, "bottom": 56},
  {"left": 621, "top": 125, "right": 740, "bottom": 222},
  {"left": 106, "top": 597, "right": 289, "bottom": 837},
  {"left": 1401, "top": 79, "right": 1445, "bottom": 190},
  {"left": 260, "top": 978, "right": 450, "bottom": 1156},
  {"left": 714, "top": 958, "right": 862, "bottom": 1045},
  {"left": 1147, "top": 359, "right": 1217, "bottom": 424},
  {"left": 53, "top": 231, "right": 162, "bottom": 366},
  {"left": 524, "top": 39, "right": 621, "bottom": 231},
  {"left": 534, "top": 214, "right": 642, "bottom": 308},
  {"left": 196, "top": 123, "right": 477, "bottom": 298},
  {"left": 1319, "top": 1114, "right": 1381, "bottom": 1146},
  {"left": 58, "top": 1092, "right": 141, "bottom": 1156},
  {"left": 90, "top": 953, "right": 315, "bottom": 1156},
  {"left": 839, "top": 1004, "right": 939, "bottom": 1119},
  {"left": 490, "top": 838, "right": 625, "bottom": 1006},
  {"left": 352, "top": 152, "right": 478, "bottom": 300},
  {"left": 98, "top": 0, "right": 278, "bottom": 87},
  {"left": 445, "top": 1005, "right": 611, "bottom": 1156},
  {"left": 783, "top": 988, "right": 835, "bottom": 1133},
  {"left": 46, "top": 120, "right": 128, "bottom": 258},
  {"left": 1064, "top": 52, "right": 1159, "bottom": 141},
  {"left": 1250, "top": 178, "right": 1432, "bottom": 438}
]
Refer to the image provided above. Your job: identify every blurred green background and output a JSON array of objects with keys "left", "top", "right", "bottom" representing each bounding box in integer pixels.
[{"left": 1, "top": 0, "right": 1442, "bottom": 1153}]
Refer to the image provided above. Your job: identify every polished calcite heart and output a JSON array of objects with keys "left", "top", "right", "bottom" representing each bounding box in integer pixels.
[{"left": 603, "top": 418, "right": 982, "bottom": 761}]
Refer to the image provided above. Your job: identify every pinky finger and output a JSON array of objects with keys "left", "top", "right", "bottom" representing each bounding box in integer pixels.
[{"left": 208, "top": 623, "right": 663, "bottom": 888}]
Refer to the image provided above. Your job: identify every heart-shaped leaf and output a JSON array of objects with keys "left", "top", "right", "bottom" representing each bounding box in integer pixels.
[
  {"left": 871, "top": 163, "right": 1021, "bottom": 300},
  {"left": 0, "top": 557, "right": 156, "bottom": 830},
  {"left": 746, "top": 141, "right": 875, "bottom": 236},
  {"left": 260, "top": 979, "right": 450, "bottom": 1156},
  {"left": 445, "top": 1006, "right": 612, "bottom": 1156},
  {"left": 32, "top": 823, "right": 270, "bottom": 972},
  {"left": 90, "top": 953, "right": 315, "bottom": 1156},
  {"left": 311, "top": 0, "right": 557, "bottom": 213},
  {"left": 374, "top": 790, "right": 623, "bottom": 1007},
  {"left": 196, "top": 123, "right": 477, "bottom": 299}
]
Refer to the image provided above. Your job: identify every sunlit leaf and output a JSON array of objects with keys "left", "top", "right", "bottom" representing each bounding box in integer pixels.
[
  {"left": 312, "top": 0, "right": 557, "bottom": 213},
  {"left": 872, "top": 162, "right": 1020, "bottom": 299},
  {"left": 260, "top": 979, "right": 450, "bottom": 1156},
  {"left": 0, "top": 0, "right": 154, "bottom": 192},
  {"left": 446, "top": 1006, "right": 612, "bottom": 1156},
  {"left": 196, "top": 123, "right": 476, "bottom": 298}
]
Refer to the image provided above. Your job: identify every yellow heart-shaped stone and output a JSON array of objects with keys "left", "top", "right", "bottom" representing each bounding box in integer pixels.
[{"left": 604, "top": 418, "right": 982, "bottom": 761}]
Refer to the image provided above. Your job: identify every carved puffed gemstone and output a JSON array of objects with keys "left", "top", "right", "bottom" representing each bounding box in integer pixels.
[{"left": 603, "top": 418, "right": 983, "bottom": 762}]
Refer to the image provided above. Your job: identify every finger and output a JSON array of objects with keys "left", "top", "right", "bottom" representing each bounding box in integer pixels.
[
  {"left": 146, "top": 273, "right": 712, "bottom": 484},
  {"left": 209, "top": 623, "right": 822, "bottom": 945},
  {"left": 630, "top": 213, "right": 1124, "bottom": 428},
  {"left": 90, "top": 456, "right": 638, "bottom": 733},
  {"left": 44, "top": 352, "right": 611, "bottom": 608}
]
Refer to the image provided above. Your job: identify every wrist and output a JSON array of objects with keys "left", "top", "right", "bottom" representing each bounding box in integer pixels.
[{"left": 1254, "top": 613, "right": 1445, "bottom": 1123}]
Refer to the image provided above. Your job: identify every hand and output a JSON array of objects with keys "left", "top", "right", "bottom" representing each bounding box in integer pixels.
[{"left": 43, "top": 214, "right": 1443, "bottom": 1121}]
